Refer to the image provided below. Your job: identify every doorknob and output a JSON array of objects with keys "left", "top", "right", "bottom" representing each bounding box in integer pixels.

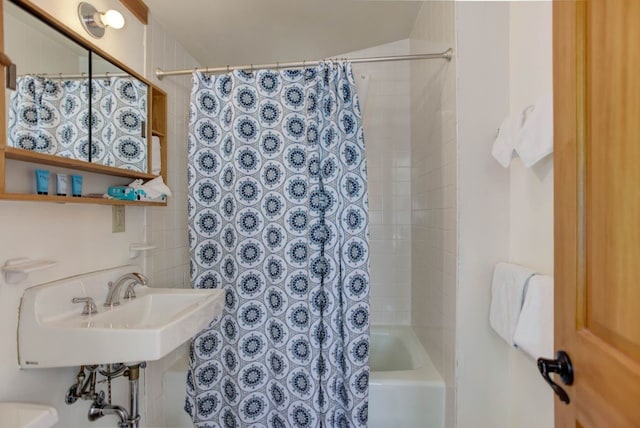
[{"left": 537, "top": 350, "right": 574, "bottom": 404}]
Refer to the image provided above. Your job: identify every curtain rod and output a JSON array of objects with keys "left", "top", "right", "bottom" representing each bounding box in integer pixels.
[
  {"left": 18, "top": 72, "right": 130, "bottom": 80},
  {"left": 154, "top": 48, "right": 454, "bottom": 79}
]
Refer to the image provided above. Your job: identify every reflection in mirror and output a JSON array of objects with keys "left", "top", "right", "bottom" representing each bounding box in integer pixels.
[
  {"left": 4, "top": 0, "right": 91, "bottom": 161},
  {"left": 91, "top": 55, "right": 148, "bottom": 172}
]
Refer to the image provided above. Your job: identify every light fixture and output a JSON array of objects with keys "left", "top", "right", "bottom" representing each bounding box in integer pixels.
[{"left": 78, "top": 2, "right": 125, "bottom": 39}]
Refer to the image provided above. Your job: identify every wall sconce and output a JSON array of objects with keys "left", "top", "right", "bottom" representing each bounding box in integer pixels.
[{"left": 78, "top": 2, "right": 125, "bottom": 39}]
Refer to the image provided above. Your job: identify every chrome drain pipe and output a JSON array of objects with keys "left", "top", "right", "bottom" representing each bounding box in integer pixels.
[{"left": 126, "top": 364, "right": 141, "bottom": 428}]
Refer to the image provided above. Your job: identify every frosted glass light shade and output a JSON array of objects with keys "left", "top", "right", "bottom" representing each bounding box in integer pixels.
[{"left": 102, "top": 10, "right": 125, "bottom": 29}]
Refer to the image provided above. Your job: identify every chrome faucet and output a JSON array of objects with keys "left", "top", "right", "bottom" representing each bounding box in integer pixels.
[{"left": 104, "top": 273, "right": 148, "bottom": 307}]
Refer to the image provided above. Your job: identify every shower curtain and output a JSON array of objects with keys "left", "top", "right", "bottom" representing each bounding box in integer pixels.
[
  {"left": 8, "top": 75, "right": 148, "bottom": 171},
  {"left": 187, "top": 63, "right": 370, "bottom": 427}
]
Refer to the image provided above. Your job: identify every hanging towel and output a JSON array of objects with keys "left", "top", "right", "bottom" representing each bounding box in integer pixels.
[
  {"left": 513, "top": 274, "right": 554, "bottom": 359},
  {"left": 489, "top": 262, "right": 537, "bottom": 346},
  {"left": 151, "top": 135, "right": 162, "bottom": 175},
  {"left": 514, "top": 93, "right": 554, "bottom": 168},
  {"left": 492, "top": 114, "right": 519, "bottom": 168}
]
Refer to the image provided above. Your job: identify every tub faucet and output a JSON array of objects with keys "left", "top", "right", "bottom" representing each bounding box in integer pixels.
[{"left": 104, "top": 273, "right": 148, "bottom": 307}]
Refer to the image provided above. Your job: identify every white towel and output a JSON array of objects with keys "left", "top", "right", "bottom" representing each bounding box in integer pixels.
[
  {"left": 514, "top": 93, "right": 554, "bottom": 168},
  {"left": 492, "top": 115, "right": 519, "bottom": 168},
  {"left": 513, "top": 274, "right": 554, "bottom": 359},
  {"left": 151, "top": 135, "right": 162, "bottom": 175},
  {"left": 489, "top": 262, "right": 537, "bottom": 346}
]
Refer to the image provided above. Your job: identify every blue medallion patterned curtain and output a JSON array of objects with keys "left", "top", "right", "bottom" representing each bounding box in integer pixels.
[
  {"left": 8, "top": 75, "right": 147, "bottom": 171},
  {"left": 186, "top": 62, "right": 371, "bottom": 428}
]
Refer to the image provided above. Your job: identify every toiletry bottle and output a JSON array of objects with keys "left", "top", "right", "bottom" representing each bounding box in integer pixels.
[
  {"left": 56, "top": 173, "right": 68, "bottom": 196},
  {"left": 71, "top": 174, "right": 83, "bottom": 197},
  {"left": 35, "top": 169, "right": 50, "bottom": 195}
]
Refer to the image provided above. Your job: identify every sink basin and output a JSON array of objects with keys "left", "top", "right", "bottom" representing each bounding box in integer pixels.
[
  {"left": 0, "top": 402, "right": 58, "bottom": 428},
  {"left": 18, "top": 265, "right": 224, "bottom": 368}
]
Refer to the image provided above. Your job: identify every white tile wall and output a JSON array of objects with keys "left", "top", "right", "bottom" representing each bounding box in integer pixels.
[
  {"left": 142, "top": 15, "right": 200, "bottom": 427},
  {"left": 340, "top": 39, "right": 413, "bottom": 326},
  {"left": 409, "top": 2, "right": 458, "bottom": 428},
  {"left": 142, "top": 17, "right": 198, "bottom": 292}
]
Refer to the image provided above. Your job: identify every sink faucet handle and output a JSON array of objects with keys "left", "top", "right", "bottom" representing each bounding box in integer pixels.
[
  {"left": 72, "top": 297, "right": 98, "bottom": 316},
  {"left": 124, "top": 283, "right": 138, "bottom": 300}
]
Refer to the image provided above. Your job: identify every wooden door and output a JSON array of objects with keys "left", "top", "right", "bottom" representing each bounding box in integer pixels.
[{"left": 554, "top": 0, "right": 640, "bottom": 426}]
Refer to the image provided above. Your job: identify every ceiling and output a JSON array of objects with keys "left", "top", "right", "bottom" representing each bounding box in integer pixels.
[{"left": 146, "top": 0, "right": 425, "bottom": 68}]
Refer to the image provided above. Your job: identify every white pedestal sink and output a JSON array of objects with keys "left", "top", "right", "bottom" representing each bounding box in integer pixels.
[
  {"left": 17, "top": 265, "right": 224, "bottom": 368},
  {"left": 0, "top": 403, "right": 58, "bottom": 428}
]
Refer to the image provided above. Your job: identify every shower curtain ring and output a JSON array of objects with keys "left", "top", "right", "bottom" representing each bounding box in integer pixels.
[
  {"left": 250, "top": 64, "right": 254, "bottom": 73},
  {"left": 302, "top": 60, "right": 306, "bottom": 69},
  {"left": 276, "top": 62, "right": 279, "bottom": 70},
  {"left": 226, "top": 65, "right": 230, "bottom": 73}
]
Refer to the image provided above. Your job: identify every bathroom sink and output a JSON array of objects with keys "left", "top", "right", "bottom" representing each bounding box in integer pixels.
[
  {"left": 17, "top": 265, "right": 224, "bottom": 368},
  {"left": 0, "top": 402, "right": 58, "bottom": 428}
]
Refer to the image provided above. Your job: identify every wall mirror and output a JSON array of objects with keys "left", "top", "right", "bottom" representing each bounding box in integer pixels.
[{"left": 3, "top": 0, "right": 150, "bottom": 173}]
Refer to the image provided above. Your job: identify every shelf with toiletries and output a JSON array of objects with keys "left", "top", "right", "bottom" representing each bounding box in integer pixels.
[
  {"left": 1, "top": 155, "right": 168, "bottom": 206},
  {"left": 0, "top": 1, "right": 169, "bottom": 207}
]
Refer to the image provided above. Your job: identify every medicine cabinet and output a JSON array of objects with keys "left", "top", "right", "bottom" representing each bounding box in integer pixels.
[{"left": 0, "top": 0, "right": 167, "bottom": 206}]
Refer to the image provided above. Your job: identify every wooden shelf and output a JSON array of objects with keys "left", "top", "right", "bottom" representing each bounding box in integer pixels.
[
  {"left": 4, "top": 148, "right": 159, "bottom": 180},
  {"left": 0, "top": 192, "right": 167, "bottom": 206},
  {"left": 151, "top": 130, "right": 166, "bottom": 137}
]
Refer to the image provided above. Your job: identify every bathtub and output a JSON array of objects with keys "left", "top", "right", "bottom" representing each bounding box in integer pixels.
[
  {"left": 162, "top": 325, "right": 444, "bottom": 428},
  {"left": 368, "top": 326, "right": 444, "bottom": 428}
]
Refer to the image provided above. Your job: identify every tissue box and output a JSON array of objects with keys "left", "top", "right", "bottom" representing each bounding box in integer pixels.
[
  {"left": 108, "top": 186, "right": 137, "bottom": 201},
  {"left": 108, "top": 186, "right": 166, "bottom": 202}
]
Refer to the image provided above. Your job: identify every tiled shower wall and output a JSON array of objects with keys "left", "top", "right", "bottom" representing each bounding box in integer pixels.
[
  {"left": 410, "top": 1, "right": 458, "bottom": 427},
  {"left": 143, "top": 17, "right": 197, "bottom": 290},
  {"left": 143, "top": 15, "right": 200, "bottom": 426},
  {"left": 342, "top": 40, "right": 413, "bottom": 325}
]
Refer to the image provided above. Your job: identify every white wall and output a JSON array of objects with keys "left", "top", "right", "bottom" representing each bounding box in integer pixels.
[
  {"left": 455, "top": 3, "right": 512, "bottom": 428},
  {"left": 0, "top": 3, "right": 194, "bottom": 427},
  {"left": 454, "top": 2, "right": 554, "bottom": 428},
  {"left": 409, "top": 2, "right": 458, "bottom": 427},
  {"left": 508, "top": 2, "right": 553, "bottom": 275},
  {"left": 506, "top": 2, "right": 554, "bottom": 428},
  {"left": 341, "top": 40, "right": 413, "bottom": 326}
]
